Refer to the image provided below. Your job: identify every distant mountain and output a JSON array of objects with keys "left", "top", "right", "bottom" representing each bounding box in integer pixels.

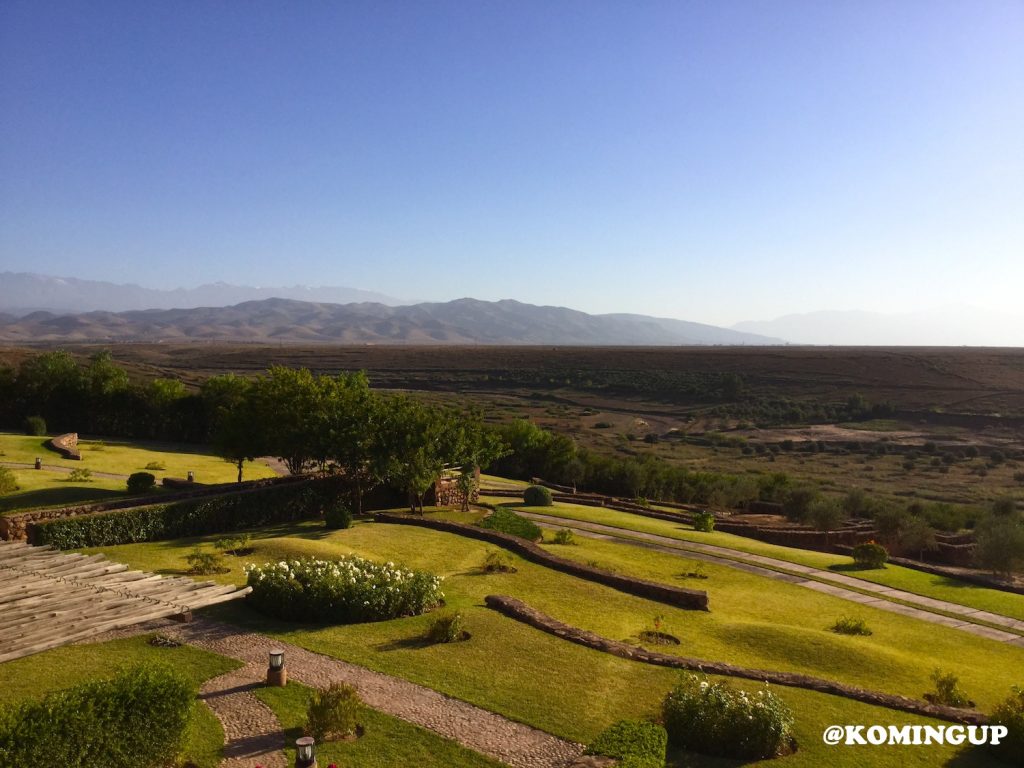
[
  {"left": 0, "top": 297, "right": 782, "bottom": 345},
  {"left": 0, "top": 272, "right": 406, "bottom": 314},
  {"left": 733, "top": 307, "right": 1024, "bottom": 347}
]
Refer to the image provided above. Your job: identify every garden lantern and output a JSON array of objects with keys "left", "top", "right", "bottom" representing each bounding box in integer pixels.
[
  {"left": 34, "top": 457, "right": 41, "bottom": 469},
  {"left": 267, "top": 649, "right": 287, "bottom": 686},
  {"left": 295, "top": 736, "right": 316, "bottom": 767},
  {"left": 187, "top": 470, "right": 195, "bottom": 482}
]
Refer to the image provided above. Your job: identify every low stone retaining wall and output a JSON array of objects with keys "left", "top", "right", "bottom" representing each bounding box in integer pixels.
[
  {"left": 374, "top": 513, "right": 709, "bottom": 611},
  {"left": 46, "top": 433, "right": 81, "bottom": 460},
  {"left": 485, "top": 595, "right": 987, "bottom": 726}
]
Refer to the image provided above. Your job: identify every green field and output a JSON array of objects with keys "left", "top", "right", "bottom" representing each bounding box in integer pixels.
[
  {"left": 0, "top": 432, "right": 278, "bottom": 512},
  {"left": 80, "top": 516, "right": 1020, "bottom": 767}
]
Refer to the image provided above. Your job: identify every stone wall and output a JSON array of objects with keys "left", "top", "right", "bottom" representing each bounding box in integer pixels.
[
  {"left": 484, "top": 595, "right": 987, "bottom": 726},
  {"left": 374, "top": 513, "right": 709, "bottom": 610},
  {"left": 432, "top": 467, "right": 480, "bottom": 508},
  {"left": 46, "top": 433, "right": 81, "bottom": 460}
]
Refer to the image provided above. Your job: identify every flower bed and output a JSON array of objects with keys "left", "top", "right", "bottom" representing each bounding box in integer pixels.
[{"left": 245, "top": 556, "right": 444, "bottom": 623}]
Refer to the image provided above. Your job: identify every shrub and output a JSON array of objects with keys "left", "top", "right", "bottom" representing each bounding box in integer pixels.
[
  {"left": 245, "top": 556, "right": 443, "bottom": 624},
  {"left": 23, "top": 415, "right": 46, "bottom": 436},
  {"left": 852, "top": 541, "right": 888, "bottom": 569},
  {"left": 925, "top": 669, "right": 973, "bottom": 708},
  {"left": 185, "top": 548, "right": 226, "bottom": 575},
  {"left": 31, "top": 478, "right": 335, "bottom": 549},
  {"left": 144, "top": 461, "right": 166, "bottom": 471},
  {"left": 126, "top": 471, "right": 156, "bottom": 494},
  {"left": 990, "top": 686, "right": 1024, "bottom": 762},
  {"left": 593, "top": 421, "right": 613, "bottom": 429},
  {"left": 585, "top": 719, "right": 667, "bottom": 768},
  {"left": 0, "top": 664, "right": 193, "bottom": 768},
  {"left": 0, "top": 467, "right": 18, "bottom": 495},
  {"left": 482, "top": 549, "right": 516, "bottom": 573},
  {"left": 305, "top": 683, "right": 362, "bottom": 742},
  {"left": 324, "top": 500, "right": 353, "bottom": 530},
  {"left": 68, "top": 468, "right": 93, "bottom": 482},
  {"left": 477, "top": 508, "right": 543, "bottom": 542},
  {"left": 214, "top": 533, "right": 252, "bottom": 555},
  {"left": 661, "top": 673, "right": 795, "bottom": 759},
  {"left": 829, "top": 616, "right": 872, "bottom": 636},
  {"left": 692, "top": 511, "right": 715, "bottom": 532},
  {"left": 427, "top": 611, "right": 467, "bottom": 643},
  {"left": 523, "top": 485, "right": 554, "bottom": 506},
  {"left": 551, "top": 528, "right": 576, "bottom": 545}
]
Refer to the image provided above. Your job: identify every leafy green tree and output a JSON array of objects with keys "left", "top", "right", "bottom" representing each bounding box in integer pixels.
[
  {"left": 252, "top": 367, "right": 327, "bottom": 475},
  {"left": 975, "top": 503, "right": 1024, "bottom": 576},
  {"left": 898, "top": 515, "right": 938, "bottom": 561},
  {"left": 205, "top": 375, "right": 263, "bottom": 482},
  {"left": 806, "top": 498, "right": 847, "bottom": 541},
  {"left": 322, "top": 371, "right": 381, "bottom": 514}
]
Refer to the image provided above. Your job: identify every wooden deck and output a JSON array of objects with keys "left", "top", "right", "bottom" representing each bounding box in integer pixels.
[{"left": 0, "top": 540, "right": 251, "bottom": 663}]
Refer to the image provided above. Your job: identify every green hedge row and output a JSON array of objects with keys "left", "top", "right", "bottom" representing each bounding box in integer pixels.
[
  {"left": 0, "top": 665, "right": 194, "bottom": 768},
  {"left": 477, "top": 507, "right": 543, "bottom": 542},
  {"left": 31, "top": 478, "right": 339, "bottom": 549},
  {"left": 585, "top": 719, "right": 667, "bottom": 768}
]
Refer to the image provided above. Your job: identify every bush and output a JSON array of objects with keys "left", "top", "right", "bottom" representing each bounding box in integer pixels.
[
  {"left": 551, "top": 528, "right": 576, "bottom": 545},
  {"left": 585, "top": 719, "right": 667, "bottom": 768},
  {"left": 692, "top": 511, "right": 715, "bottom": 532},
  {"left": 661, "top": 673, "right": 795, "bottom": 759},
  {"left": 829, "top": 616, "right": 872, "bottom": 636},
  {"left": 427, "top": 611, "right": 467, "bottom": 643},
  {"left": 68, "top": 468, "right": 93, "bottom": 482},
  {"left": 852, "top": 541, "right": 888, "bottom": 569},
  {"left": 0, "top": 467, "right": 18, "bottom": 495},
  {"left": 214, "top": 533, "right": 252, "bottom": 555},
  {"left": 523, "top": 485, "right": 554, "bottom": 506},
  {"left": 245, "top": 556, "right": 444, "bottom": 624},
  {"left": 324, "top": 500, "right": 353, "bottom": 530},
  {"left": 31, "top": 478, "right": 335, "bottom": 549},
  {"left": 144, "top": 461, "right": 166, "bottom": 471},
  {"left": 126, "top": 471, "right": 156, "bottom": 494},
  {"left": 482, "top": 549, "right": 516, "bottom": 573},
  {"left": 23, "top": 415, "right": 46, "bottom": 436},
  {"left": 185, "top": 548, "right": 226, "bottom": 575},
  {"left": 305, "top": 682, "right": 362, "bottom": 742},
  {"left": 0, "top": 664, "right": 193, "bottom": 768},
  {"left": 925, "top": 669, "right": 973, "bottom": 708},
  {"left": 990, "top": 686, "right": 1024, "bottom": 763},
  {"left": 477, "top": 508, "right": 543, "bottom": 542}
]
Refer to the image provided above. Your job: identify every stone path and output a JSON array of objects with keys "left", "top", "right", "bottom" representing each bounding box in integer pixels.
[
  {"left": 0, "top": 460, "right": 128, "bottom": 479},
  {"left": 520, "top": 511, "right": 1024, "bottom": 648},
  {"left": 92, "top": 617, "right": 584, "bottom": 768}
]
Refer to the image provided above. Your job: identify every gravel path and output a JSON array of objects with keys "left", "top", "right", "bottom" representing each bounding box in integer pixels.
[
  {"left": 91, "top": 617, "right": 584, "bottom": 768},
  {"left": 521, "top": 511, "right": 1024, "bottom": 647}
]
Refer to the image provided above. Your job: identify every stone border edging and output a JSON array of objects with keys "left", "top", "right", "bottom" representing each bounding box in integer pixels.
[
  {"left": 484, "top": 595, "right": 988, "bottom": 726},
  {"left": 47, "top": 433, "right": 81, "bottom": 460},
  {"left": 373, "top": 513, "right": 709, "bottom": 611}
]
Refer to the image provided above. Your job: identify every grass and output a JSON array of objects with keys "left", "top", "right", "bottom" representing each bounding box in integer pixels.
[
  {"left": 255, "top": 681, "right": 505, "bottom": 767},
  {"left": 83, "top": 518, "right": 1022, "bottom": 766},
  {"left": 0, "top": 633, "right": 240, "bottom": 768},
  {"left": 0, "top": 432, "right": 278, "bottom": 513},
  {"left": 492, "top": 497, "right": 1024, "bottom": 622}
]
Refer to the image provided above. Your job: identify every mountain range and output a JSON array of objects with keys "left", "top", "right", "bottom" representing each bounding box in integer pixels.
[{"left": 0, "top": 296, "right": 780, "bottom": 345}]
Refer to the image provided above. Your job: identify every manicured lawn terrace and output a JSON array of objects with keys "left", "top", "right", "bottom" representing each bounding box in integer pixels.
[
  {"left": 82, "top": 518, "right": 1020, "bottom": 767},
  {"left": 481, "top": 496, "right": 1024, "bottom": 623},
  {"left": 0, "top": 432, "right": 277, "bottom": 513},
  {"left": 0, "top": 634, "right": 239, "bottom": 768},
  {"left": 256, "top": 682, "right": 504, "bottom": 768}
]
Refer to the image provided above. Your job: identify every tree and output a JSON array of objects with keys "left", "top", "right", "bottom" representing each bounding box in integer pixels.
[
  {"left": 806, "top": 498, "right": 848, "bottom": 543},
  {"left": 898, "top": 515, "right": 937, "bottom": 561},
  {"left": 975, "top": 514, "right": 1024, "bottom": 576},
  {"left": 372, "top": 395, "right": 450, "bottom": 513},
  {"left": 322, "top": 371, "right": 381, "bottom": 514},
  {"left": 442, "top": 408, "right": 508, "bottom": 512},
  {"left": 205, "top": 375, "right": 263, "bottom": 483},
  {"left": 251, "top": 367, "right": 327, "bottom": 475}
]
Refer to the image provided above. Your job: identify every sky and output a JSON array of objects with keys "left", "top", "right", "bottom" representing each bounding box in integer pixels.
[{"left": 1, "top": 1, "right": 1022, "bottom": 328}]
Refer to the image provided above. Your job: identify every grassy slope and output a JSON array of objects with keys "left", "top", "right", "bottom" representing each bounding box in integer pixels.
[
  {"left": 0, "top": 432, "right": 277, "bottom": 512},
  {"left": 491, "top": 497, "right": 1024, "bottom": 622},
  {"left": 84, "top": 520, "right": 1019, "bottom": 767},
  {"left": 0, "top": 634, "right": 240, "bottom": 768},
  {"left": 256, "top": 682, "right": 505, "bottom": 768}
]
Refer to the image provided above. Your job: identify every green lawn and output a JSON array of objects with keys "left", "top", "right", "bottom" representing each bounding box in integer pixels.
[
  {"left": 0, "top": 432, "right": 278, "bottom": 512},
  {"left": 490, "top": 497, "right": 1024, "bottom": 622},
  {"left": 82, "top": 519, "right": 1020, "bottom": 767},
  {"left": 0, "top": 634, "right": 240, "bottom": 768},
  {"left": 256, "top": 682, "right": 505, "bottom": 767}
]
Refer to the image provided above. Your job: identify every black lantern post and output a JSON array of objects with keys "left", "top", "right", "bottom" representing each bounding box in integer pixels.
[
  {"left": 267, "top": 649, "right": 287, "bottom": 686},
  {"left": 295, "top": 736, "right": 316, "bottom": 767}
]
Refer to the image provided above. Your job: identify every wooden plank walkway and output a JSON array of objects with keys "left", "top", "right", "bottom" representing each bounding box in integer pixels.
[{"left": 0, "top": 540, "right": 251, "bottom": 663}]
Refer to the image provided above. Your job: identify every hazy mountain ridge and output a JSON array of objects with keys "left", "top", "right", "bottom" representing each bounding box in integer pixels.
[
  {"left": 0, "top": 296, "right": 781, "bottom": 345},
  {"left": 0, "top": 272, "right": 405, "bottom": 314}
]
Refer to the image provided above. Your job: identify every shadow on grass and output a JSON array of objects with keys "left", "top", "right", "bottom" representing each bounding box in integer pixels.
[
  {"left": 665, "top": 746, "right": 745, "bottom": 767},
  {"left": 946, "top": 745, "right": 1014, "bottom": 767},
  {"left": 0, "top": 486, "right": 125, "bottom": 514},
  {"left": 374, "top": 634, "right": 434, "bottom": 652},
  {"left": 828, "top": 563, "right": 884, "bottom": 573}
]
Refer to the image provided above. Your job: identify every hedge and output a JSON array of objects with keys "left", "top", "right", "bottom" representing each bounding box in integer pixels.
[
  {"left": 477, "top": 507, "right": 543, "bottom": 542},
  {"left": 0, "top": 664, "right": 194, "bottom": 768},
  {"left": 30, "top": 478, "right": 340, "bottom": 549},
  {"left": 585, "top": 719, "right": 667, "bottom": 768}
]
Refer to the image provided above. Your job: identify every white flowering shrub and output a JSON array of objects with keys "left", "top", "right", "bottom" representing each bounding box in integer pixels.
[
  {"left": 661, "top": 673, "right": 795, "bottom": 759},
  {"left": 245, "top": 556, "right": 444, "bottom": 623}
]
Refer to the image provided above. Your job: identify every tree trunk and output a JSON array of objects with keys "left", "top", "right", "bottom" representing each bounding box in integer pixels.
[{"left": 236, "top": 459, "right": 243, "bottom": 484}]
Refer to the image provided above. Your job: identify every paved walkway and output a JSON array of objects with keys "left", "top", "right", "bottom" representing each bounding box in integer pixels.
[
  {"left": 92, "top": 617, "right": 584, "bottom": 768},
  {"left": 520, "top": 511, "right": 1024, "bottom": 648}
]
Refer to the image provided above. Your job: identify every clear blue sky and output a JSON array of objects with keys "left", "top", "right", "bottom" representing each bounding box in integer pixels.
[{"left": 1, "top": 1, "right": 1021, "bottom": 326}]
